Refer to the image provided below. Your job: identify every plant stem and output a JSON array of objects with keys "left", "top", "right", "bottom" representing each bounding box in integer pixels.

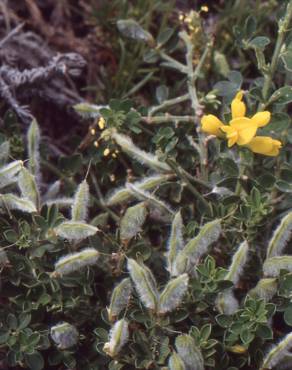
[
  {"left": 158, "top": 50, "right": 188, "bottom": 73},
  {"left": 142, "top": 114, "right": 195, "bottom": 124},
  {"left": 179, "top": 31, "right": 212, "bottom": 180},
  {"left": 260, "top": 0, "right": 292, "bottom": 108},
  {"left": 90, "top": 174, "right": 120, "bottom": 222},
  {"left": 166, "top": 159, "right": 211, "bottom": 214},
  {"left": 123, "top": 71, "right": 155, "bottom": 98},
  {"left": 149, "top": 93, "right": 190, "bottom": 116},
  {"left": 235, "top": 150, "right": 246, "bottom": 196}
]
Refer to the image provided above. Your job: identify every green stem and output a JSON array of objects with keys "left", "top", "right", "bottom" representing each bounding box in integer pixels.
[
  {"left": 142, "top": 114, "right": 195, "bottom": 124},
  {"left": 90, "top": 174, "right": 120, "bottom": 222},
  {"left": 260, "top": 0, "right": 292, "bottom": 108},
  {"left": 122, "top": 71, "right": 155, "bottom": 98},
  {"left": 149, "top": 93, "right": 190, "bottom": 116},
  {"left": 158, "top": 50, "right": 188, "bottom": 73},
  {"left": 179, "top": 31, "right": 212, "bottom": 180},
  {"left": 166, "top": 159, "right": 211, "bottom": 213},
  {"left": 235, "top": 150, "right": 246, "bottom": 196}
]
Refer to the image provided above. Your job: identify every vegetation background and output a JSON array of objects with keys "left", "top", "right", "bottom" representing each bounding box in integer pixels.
[{"left": 0, "top": 1, "right": 291, "bottom": 370}]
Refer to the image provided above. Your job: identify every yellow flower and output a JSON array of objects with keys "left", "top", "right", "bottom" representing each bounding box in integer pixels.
[
  {"left": 247, "top": 137, "right": 282, "bottom": 156},
  {"left": 221, "top": 117, "right": 258, "bottom": 147},
  {"left": 231, "top": 91, "right": 246, "bottom": 119},
  {"left": 200, "top": 114, "right": 224, "bottom": 137},
  {"left": 201, "top": 91, "right": 282, "bottom": 156},
  {"left": 200, "top": 90, "right": 273, "bottom": 151}
]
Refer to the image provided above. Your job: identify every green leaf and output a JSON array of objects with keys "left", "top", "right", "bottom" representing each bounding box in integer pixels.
[
  {"left": 117, "top": 19, "right": 155, "bottom": 46},
  {"left": 270, "top": 86, "right": 292, "bottom": 105},
  {"left": 18, "top": 313, "right": 31, "bottom": 330},
  {"left": 281, "top": 273, "right": 292, "bottom": 290},
  {"left": 157, "top": 27, "right": 174, "bottom": 46},
  {"left": 7, "top": 313, "right": 18, "bottom": 330},
  {"left": 256, "top": 324, "right": 273, "bottom": 340},
  {"left": 240, "top": 329, "right": 255, "bottom": 345},
  {"left": 216, "top": 315, "right": 232, "bottom": 328},
  {"left": 216, "top": 314, "right": 233, "bottom": 328},
  {"left": 244, "top": 15, "right": 257, "bottom": 39},
  {"left": 275, "top": 180, "right": 292, "bottom": 193},
  {"left": 0, "top": 331, "right": 10, "bottom": 344},
  {"left": 284, "top": 304, "right": 292, "bottom": 326},
  {"left": 58, "top": 154, "right": 83, "bottom": 174},
  {"left": 228, "top": 71, "right": 243, "bottom": 86},
  {"left": 213, "top": 81, "right": 238, "bottom": 98},
  {"left": 281, "top": 45, "right": 292, "bottom": 72},
  {"left": 155, "top": 85, "right": 169, "bottom": 104},
  {"left": 200, "top": 324, "right": 212, "bottom": 341},
  {"left": 249, "top": 36, "right": 270, "bottom": 50},
  {"left": 25, "top": 351, "right": 44, "bottom": 370}
]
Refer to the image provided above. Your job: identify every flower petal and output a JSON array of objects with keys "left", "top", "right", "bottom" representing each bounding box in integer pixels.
[
  {"left": 230, "top": 117, "right": 254, "bottom": 130},
  {"left": 221, "top": 125, "right": 238, "bottom": 147},
  {"left": 251, "top": 111, "right": 271, "bottom": 128},
  {"left": 231, "top": 91, "right": 246, "bottom": 119},
  {"left": 237, "top": 126, "right": 258, "bottom": 145},
  {"left": 247, "top": 136, "right": 282, "bottom": 156},
  {"left": 247, "top": 136, "right": 274, "bottom": 154},
  {"left": 201, "top": 114, "right": 224, "bottom": 136}
]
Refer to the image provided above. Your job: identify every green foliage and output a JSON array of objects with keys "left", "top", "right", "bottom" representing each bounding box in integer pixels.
[{"left": 2, "top": 1, "right": 292, "bottom": 369}]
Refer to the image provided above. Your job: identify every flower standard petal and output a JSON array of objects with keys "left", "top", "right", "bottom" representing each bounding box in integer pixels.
[
  {"left": 201, "top": 115, "right": 224, "bottom": 136},
  {"left": 251, "top": 111, "right": 271, "bottom": 127},
  {"left": 230, "top": 117, "right": 253, "bottom": 130},
  {"left": 231, "top": 91, "right": 246, "bottom": 119}
]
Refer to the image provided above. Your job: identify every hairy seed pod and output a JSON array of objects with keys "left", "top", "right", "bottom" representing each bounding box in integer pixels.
[
  {"left": 216, "top": 290, "right": 239, "bottom": 315},
  {"left": 167, "top": 211, "right": 184, "bottom": 276},
  {"left": 44, "top": 197, "right": 74, "bottom": 208},
  {"left": 249, "top": 278, "right": 278, "bottom": 301},
  {"left": 42, "top": 180, "right": 61, "bottom": 202},
  {"left": 168, "top": 351, "right": 186, "bottom": 370},
  {"left": 0, "top": 248, "right": 9, "bottom": 266},
  {"left": 175, "top": 334, "right": 204, "bottom": 370},
  {"left": 175, "top": 219, "right": 221, "bottom": 274},
  {"left": 50, "top": 322, "right": 79, "bottom": 349},
  {"left": 261, "top": 333, "right": 292, "bottom": 370},
  {"left": 54, "top": 248, "right": 99, "bottom": 276},
  {"left": 112, "top": 132, "right": 171, "bottom": 173},
  {"left": 225, "top": 241, "right": 249, "bottom": 284},
  {"left": 263, "top": 256, "right": 292, "bottom": 277},
  {"left": 0, "top": 141, "right": 10, "bottom": 164},
  {"left": 27, "top": 119, "right": 41, "bottom": 180},
  {"left": 71, "top": 180, "right": 90, "bottom": 222},
  {"left": 0, "top": 160, "right": 23, "bottom": 189},
  {"left": 266, "top": 212, "right": 292, "bottom": 258},
  {"left": 158, "top": 274, "right": 189, "bottom": 314},
  {"left": 120, "top": 202, "right": 147, "bottom": 243},
  {"left": 126, "top": 183, "right": 174, "bottom": 216},
  {"left": 127, "top": 258, "right": 158, "bottom": 310},
  {"left": 0, "top": 193, "right": 36, "bottom": 213},
  {"left": 108, "top": 278, "right": 132, "bottom": 322},
  {"left": 18, "top": 167, "right": 40, "bottom": 209},
  {"left": 54, "top": 221, "right": 98, "bottom": 241},
  {"left": 103, "top": 319, "right": 129, "bottom": 357},
  {"left": 74, "top": 103, "right": 107, "bottom": 119},
  {"left": 106, "top": 174, "right": 171, "bottom": 206}
]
